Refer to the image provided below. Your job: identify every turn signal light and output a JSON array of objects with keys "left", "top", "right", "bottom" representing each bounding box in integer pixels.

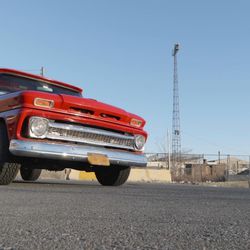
[
  {"left": 130, "top": 118, "right": 143, "bottom": 128},
  {"left": 34, "top": 98, "right": 54, "bottom": 108}
]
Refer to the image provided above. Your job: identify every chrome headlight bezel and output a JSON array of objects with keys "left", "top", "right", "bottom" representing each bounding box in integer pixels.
[
  {"left": 134, "top": 135, "right": 146, "bottom": 151},
  {"left": 29, "top": 117, "right": 49, "bottom": 138}
]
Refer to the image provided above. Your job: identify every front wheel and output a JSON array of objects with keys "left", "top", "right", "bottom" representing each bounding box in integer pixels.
[
  {"left": 0, "top": 163, "right": 20, "bottom": 185},
  {"left": 20, "top": 166, "right": 42, "bottom": 181},
  {"left": 0, "top": 123, "right": 20, "bottom": 185},
  {"left": 95, "top": 166, "right": 131, "bottom": 186}
]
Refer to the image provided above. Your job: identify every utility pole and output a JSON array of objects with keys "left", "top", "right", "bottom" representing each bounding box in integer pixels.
[
  {"left": 172, "top": 43, "right": 181, "bottom": 178},
  {"left": 167, "top": 129, "right": 171, "bottom": 171}
]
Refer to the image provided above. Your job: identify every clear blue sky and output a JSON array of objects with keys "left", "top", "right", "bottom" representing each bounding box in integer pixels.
[{"left": 1, "top": 1, "right": 250, "bottom": 155}]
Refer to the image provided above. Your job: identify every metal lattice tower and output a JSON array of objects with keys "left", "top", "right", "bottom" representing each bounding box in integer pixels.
[{"left": 172, "top": 44, "right": 181, "bottom": 169}]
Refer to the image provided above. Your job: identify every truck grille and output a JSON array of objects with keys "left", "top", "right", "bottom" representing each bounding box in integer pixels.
[{"left": 45, "top": 122, "right": 135, "bottom": 150}]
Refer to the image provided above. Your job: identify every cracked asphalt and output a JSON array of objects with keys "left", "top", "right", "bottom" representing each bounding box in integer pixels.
[{"left": 0, "top": 180, "right": 250, "bottom": 250}]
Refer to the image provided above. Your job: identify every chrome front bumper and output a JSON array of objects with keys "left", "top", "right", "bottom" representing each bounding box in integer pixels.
[{"left": 9, "top": 140, "right": 147, "bottom": 167}]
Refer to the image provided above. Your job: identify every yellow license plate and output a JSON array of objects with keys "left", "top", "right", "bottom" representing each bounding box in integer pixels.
[{"left": 87, "top": 153, "right": 110, "bottom": 166}]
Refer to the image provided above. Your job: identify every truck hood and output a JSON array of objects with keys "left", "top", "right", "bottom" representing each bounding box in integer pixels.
[
  {"left": 14, "top": 91, "right": 146, "bottom": 130},
  {"left": 59, "top": 94, "right": 146, "bottom": 128}
]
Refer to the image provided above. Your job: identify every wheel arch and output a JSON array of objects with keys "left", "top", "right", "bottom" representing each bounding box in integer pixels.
[
  {"left": 0, "top": 118, "right": 10, "bottom": 140},
  {"left": 0, "top": 117, "right": 6, "bottom": 125}
]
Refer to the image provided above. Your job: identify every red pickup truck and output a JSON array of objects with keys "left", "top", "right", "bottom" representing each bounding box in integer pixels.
[{"left": 0, "top": 69, "right": 147, "bottom": 186}]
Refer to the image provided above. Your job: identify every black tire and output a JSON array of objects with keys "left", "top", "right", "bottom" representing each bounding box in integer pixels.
[
  {"left": 20, "top": 166, "right": 42, "bottom": 181},
  {"left": 95, "top": 166, "right": 131, "bottom": 186},
  {"left": 0, "top": 123, "right": 20, "bottom": 185}
]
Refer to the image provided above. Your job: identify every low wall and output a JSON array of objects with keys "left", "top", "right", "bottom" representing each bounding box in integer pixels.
[
  {"left": 128, "top": 168, "right": 171, "bottom": 183},
  {"left": 40, "top": 168, "right": 171, "bottom": 183}
]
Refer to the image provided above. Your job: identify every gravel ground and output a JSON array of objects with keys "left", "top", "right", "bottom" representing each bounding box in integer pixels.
[{"left": 0, "top": 180, "right": 250, "bottom": 250}]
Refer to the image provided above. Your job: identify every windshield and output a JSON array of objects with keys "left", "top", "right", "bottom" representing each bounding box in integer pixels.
[{"left": 0, "top": 74, "right": 82, "bottom": 97}]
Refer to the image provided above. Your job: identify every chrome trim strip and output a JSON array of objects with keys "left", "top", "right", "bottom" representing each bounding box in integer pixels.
[{"left": 9, "top": 140, "right": 147, "bottom": 167}]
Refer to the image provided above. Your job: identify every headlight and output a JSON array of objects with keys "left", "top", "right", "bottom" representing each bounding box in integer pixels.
[
  {"left": 29, "top": 117, "right": 49, "bottom": 138},
  {"left": 134, "top": 135, "right": 146, "bottom": 151}
]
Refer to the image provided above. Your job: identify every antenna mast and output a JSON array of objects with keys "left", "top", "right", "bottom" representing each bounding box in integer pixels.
[
  {"left": 172, "top": 44, "right": 181, "bottom": 175},
  {"left": 40, "top": 67, "right": 44, "bottom": 77}
]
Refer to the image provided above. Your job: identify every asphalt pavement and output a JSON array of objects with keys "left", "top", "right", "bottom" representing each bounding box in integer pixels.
[{"left": 0, "top": 180, "right": 250, "bottom": 250}]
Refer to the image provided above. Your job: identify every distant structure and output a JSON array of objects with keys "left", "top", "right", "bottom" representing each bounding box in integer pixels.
[
  {"left": 40, "top": 66, "right": 44, "bottom": 77},
  {"left": 172, "top": 43, "right": 181, "bottom": 172}
]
